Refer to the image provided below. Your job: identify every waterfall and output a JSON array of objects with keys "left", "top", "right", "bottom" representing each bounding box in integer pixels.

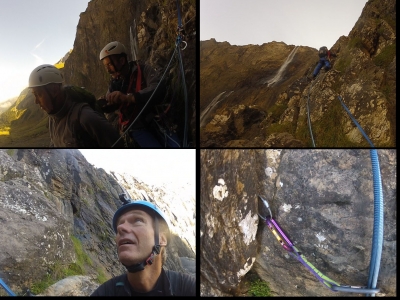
[
  {"left": 267, "top": 46, "right": 299, "bottom": 87},
  {"left": 200, "top": 91, "right": 234, "bottom": 128}
]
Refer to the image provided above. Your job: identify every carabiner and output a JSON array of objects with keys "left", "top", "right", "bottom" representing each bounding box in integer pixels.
[
  {"left": 257, "top": 213, "right": 266, "bottom": 221},
  {"left": 180, "top": 40, "right": 187, "bottom": 50},
  {"left": 258, "top": 195, "right": 272, "bottom": 218}
]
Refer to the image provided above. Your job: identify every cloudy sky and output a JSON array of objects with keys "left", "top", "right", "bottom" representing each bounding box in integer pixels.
[
  {"left": 200, "top": 0, "right": 368, "bottom": 49},
  {"left": 0, "top": 0, "right": 90, "bottom": 103},
  {"left": 79, "top": 149, "right": 196, "bottom": 196}
]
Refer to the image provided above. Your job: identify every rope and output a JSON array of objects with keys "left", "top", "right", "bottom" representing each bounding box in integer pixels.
[
  {"left": 112, "top": 0, "right": 189, "bottom": 148},
  {"left": 177, "top": 45, "right": 189, "bottom": 148},
  {"left": 0, "top": 278, "right": 16, "bottom": 296},
  {"left": 367, "top": 149, "right": 384, "bottom": 296},
  {"left": 306, "top": 75, "right": 317, "bottom": 147},
  {"left": 306, "top": 71, "right": 327, "bottom": 147},
  {"left": 306, "top": 71, "right": 375, "bottom": 148},
  {"left": 176, "top": 0, "right": 189, "bottom": 147},
  {"left": 259, "top": 157, "right": 384, "bottom": 297},
  {"left": 337, "top": 96, "right": 375, "bottom": 147},
  {"left": 112, "top": 47, "right": 178, "bottom": 148}
]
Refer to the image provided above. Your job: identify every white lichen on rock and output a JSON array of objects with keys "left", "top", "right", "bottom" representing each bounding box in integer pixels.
[
  {"left": 316, "top": 232, "right": 326, "bottom": 242},
  {"left": 265, "top": 167, "right": 273, "bottom": 177},
  {"left": 237, "top": 257, "right": 256, "bottom": 279},
  {"left": 213, "top": 178, "right": 228, "bottom": 201},
  {"left": 205, "top": 212, "right": 216, "bottom": 238},
  {"left": 316, "top": 232, "right": 326, "bottom": 243},
  {"left": 282, "top": 203, "right": 292, "bottom": 212},
  {"left": 238, "top": 211, "right": 258, "bottom": 245},
  {"left": 315, "top": 232, "right": 328, "bottom": 248}
]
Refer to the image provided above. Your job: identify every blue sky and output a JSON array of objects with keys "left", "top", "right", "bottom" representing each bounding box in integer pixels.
[
  {"left": 0, "top": 0, "right": 90, "bottom": 103},
  {"left": 200, "top": 0, "right": 368, "bottom": 49}
]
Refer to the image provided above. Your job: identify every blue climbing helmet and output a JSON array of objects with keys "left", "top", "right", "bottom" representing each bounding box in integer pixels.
[
  {"left": 112, "top": 194, "right": 170, "bottom": 273},
  {"left": 112, "top": 196, "right": 170, "bottom": 233}
]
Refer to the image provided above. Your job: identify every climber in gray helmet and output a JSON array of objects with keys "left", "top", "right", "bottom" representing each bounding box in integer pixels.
[
  {"left": 90, "top": 196, "right": 196, "bottom": 296},
  {"left": 98, "top": 41, "right": 181, "bottom": 148},
  {"left": 28, "top": 64, "right": 123, "bottom": 148}
]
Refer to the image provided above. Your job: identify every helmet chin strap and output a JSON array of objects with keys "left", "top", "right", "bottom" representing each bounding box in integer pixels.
[{"left": 124, "top": 216, "right": 161, "bottom": 273}]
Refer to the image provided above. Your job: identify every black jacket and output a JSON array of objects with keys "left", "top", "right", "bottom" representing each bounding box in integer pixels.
[
  {"left": 108, "top": 61, "right": 166, "bottom": 130},
  {"left": 90, "top": 268, "right": 196, "bottom": 296}
]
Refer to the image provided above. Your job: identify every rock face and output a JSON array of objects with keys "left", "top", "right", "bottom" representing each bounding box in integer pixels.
[
  {"left": 63, "top": 0, "right": 197, "bottom": 145},
  {"left": 200, "top": 0, "right": 396, "bottom": 147},
  {"left": 200, "top": 149, "right": 268, "bottom": 296},
  {"left": 200, "top": 149, "right": 396, "bottom": 296},
  {"left": 0, "top": 149, "right": 195, "bottom": 296},
  {"left": 38, "top": 276, "right": 98, "bottom": 296}
]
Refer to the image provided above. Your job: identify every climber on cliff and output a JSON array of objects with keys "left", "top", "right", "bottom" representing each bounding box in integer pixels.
[
  {"left": 98, "top": 41, "right": 181, "bottom": 148},
  {"left": 90, "top": 197, "right": 196, "bottom": 296},
  {"left": 28, "top": 64, "right": 124, "bottom": 148},
  {"left": 310, "top": 46, "right": 337, "bottom": 79}
]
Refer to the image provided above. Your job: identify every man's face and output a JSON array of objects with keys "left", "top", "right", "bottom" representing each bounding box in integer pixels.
[
  {"left": 115, "top": 210, "right": 155, "bottom": 266},
  {"left": 102, "top": 56, "right": 124, "bottom": 79},
  {"left": 31, "top": 86, "right": 56, "bottom": 114}
]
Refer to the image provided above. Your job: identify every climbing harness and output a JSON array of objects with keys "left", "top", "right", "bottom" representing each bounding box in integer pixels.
[
  {"left": 258, "top": 150, "right": 384, "bottom": 295},
  {"left": 0, "top": 278, "right": 16, "bottom": 296},
  {"left": 112, "top": 0, "right": 190, "bottom": 148},
  {"left": 337, "top": 96, "right": 375, "bottom": 147}
]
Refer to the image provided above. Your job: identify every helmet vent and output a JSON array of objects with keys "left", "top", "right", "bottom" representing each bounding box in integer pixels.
[{"left": 108, "top": 45, "right": 116, "bottom": 51}]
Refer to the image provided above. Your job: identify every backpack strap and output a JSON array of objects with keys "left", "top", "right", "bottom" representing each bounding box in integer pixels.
[
  {"left": 126, "top": 63, "right": 142, "bottom": 93},
  {"left": 119, "top": 63, "right": 143, "bottom": 130},
  {"left": 135, "top": 63, "right": 142, "bottom": 92}
]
